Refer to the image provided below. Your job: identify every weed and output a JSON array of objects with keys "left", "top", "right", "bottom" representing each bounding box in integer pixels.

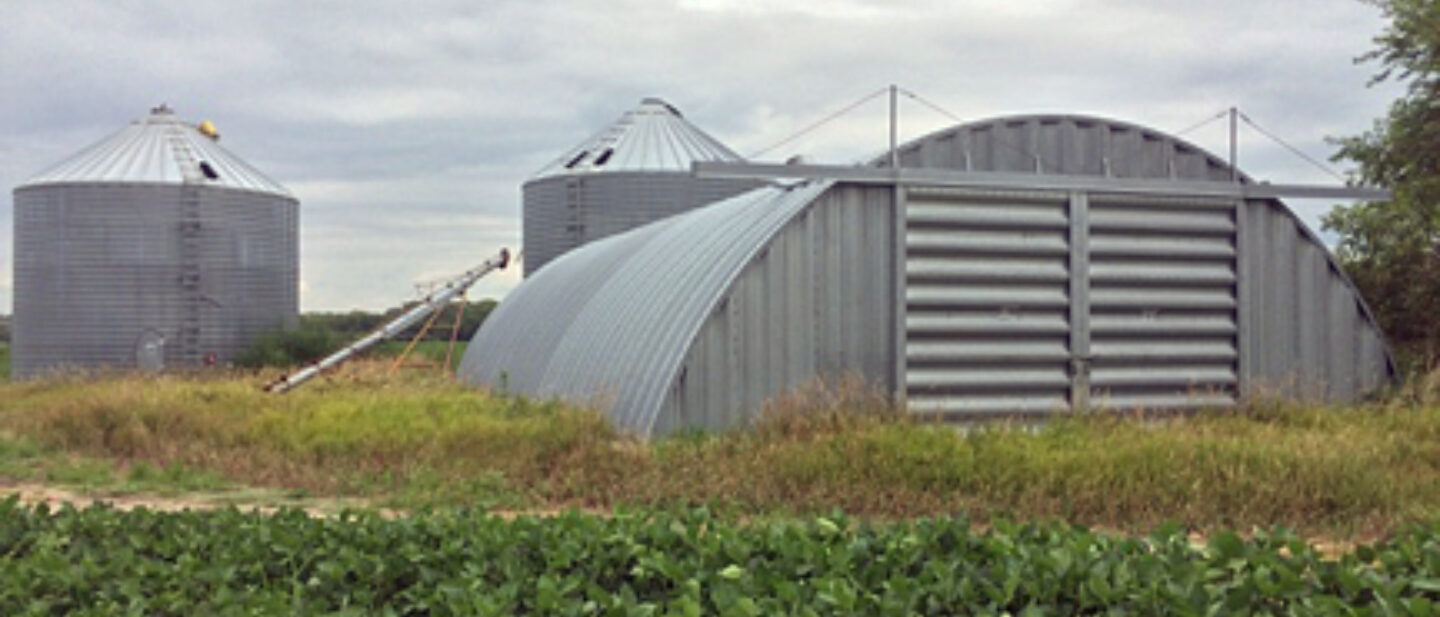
[{"left": 1, "top": 369, "right": 1438, "bottom": 536}]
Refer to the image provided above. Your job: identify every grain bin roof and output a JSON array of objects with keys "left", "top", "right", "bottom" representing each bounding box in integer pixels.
[
  {"left": 531, "top": 98, "right": 744, "bottom": 180},
  {"left": 19, "top": 105, "right": 292, "bottom": 197}
]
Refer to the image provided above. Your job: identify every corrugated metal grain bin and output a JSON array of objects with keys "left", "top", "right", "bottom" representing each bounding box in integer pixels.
[
  {"left": 522, "top": 97, "right": 761, "bottom": 276},
  {"left": 11, "top": 106, "right": 298, "bottom": 378},
  {"left": 465, "top": 113, "right": 1395, "bottom": 437}
]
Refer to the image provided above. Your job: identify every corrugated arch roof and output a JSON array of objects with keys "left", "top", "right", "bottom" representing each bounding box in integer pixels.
[
  {"left": 885, "top": 113, "right": 1247, "bottom": 181},
  {"left": 461, "top": 181, "right": 829, "bottom": 435},
  {"left": 20, "top": 106, "right": 292, "bottom": 197},
  {"left": 530, "top": 98, "right": 745, "bottom": 180}
]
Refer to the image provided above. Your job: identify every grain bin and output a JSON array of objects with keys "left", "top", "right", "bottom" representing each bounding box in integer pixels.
[
  {"left": 522, "top": 97, "right": 761, "bottom": 276},
  {"left": 11, "top": 105, "right": 298, "bottom": 378}
]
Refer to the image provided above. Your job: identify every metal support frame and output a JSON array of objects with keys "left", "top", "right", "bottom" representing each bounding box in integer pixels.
[
  {"left": 1067, "top": 191, "right": 1092, "bottom": 412},
  {"left": 887, "top": 85, "right": 909, "bottom": 405},
  {"left": 891, "top": 180, "right": 907, "bottom": 404},
  {"left": 1233, "top": 198, "right": 1251, "bottom": 400},
  {"left": 693, "top": 161, "right": 1391, "bottom": 202}
]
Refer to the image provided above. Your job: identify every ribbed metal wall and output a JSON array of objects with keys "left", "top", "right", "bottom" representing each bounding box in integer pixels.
[
  {"left": 12, "top": 184, "right": 297, "bottom": 378},
  {"left": 1241, "top": 199, "right": 1391, "bottom": 402},
  {"left": 522, "top": 173, "right": 758, "bottom": 276},
  {"left": 660, "top": 185, "right": 894, "bottom": 434}
]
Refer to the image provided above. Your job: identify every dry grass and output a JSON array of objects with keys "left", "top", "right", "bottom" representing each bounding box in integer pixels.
[{"left": 1, "top": 364, "right": 1438, "bottom": 537}]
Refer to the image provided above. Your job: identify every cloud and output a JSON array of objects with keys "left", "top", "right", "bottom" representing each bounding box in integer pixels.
[{"left": 0, "top": 0, "right": 1404, "bottom": 312}]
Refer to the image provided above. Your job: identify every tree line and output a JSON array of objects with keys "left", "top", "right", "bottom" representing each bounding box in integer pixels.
[
  {"left": 235, "top": 299, "right": 496, "bottom": 368},
  {"left": 1325, "top": 0, "right": 1440, "bottom": 371}
]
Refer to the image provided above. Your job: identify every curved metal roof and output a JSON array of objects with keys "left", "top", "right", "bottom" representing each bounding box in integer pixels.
[
  {"left": 886, "top": 113, "right": 1249, "bottom": 182},
  {"left": 530, "top": 97, "right": 745, "bottom": 180},
  {"left": 461, "top": 181, "right": 830, "bottom": 434},
  {"left": 19, "top": 105, "right": 293, "bottom": 197}
]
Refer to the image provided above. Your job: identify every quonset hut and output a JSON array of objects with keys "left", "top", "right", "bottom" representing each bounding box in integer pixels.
[
  {"left": 463, "top": 114, "right": 1395, "bottom": 437},
  {"left": 522, "top": 97, "right": 761, "bottom": 276},
  {"left": 12, "top": 106, "right": 298, "bottom": 378}
]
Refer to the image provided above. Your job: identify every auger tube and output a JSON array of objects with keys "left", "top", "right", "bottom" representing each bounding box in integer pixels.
[{"left": 264, "top": 248, "right": 509, "bottom": 393}]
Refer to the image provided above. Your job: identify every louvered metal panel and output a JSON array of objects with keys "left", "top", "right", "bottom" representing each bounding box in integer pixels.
[
  {"left": 904, "top": 189, "right": 1073, "bottom": 417},
  {"left": 1087, "top": 195, "right": 1238, "bottom": 411}
]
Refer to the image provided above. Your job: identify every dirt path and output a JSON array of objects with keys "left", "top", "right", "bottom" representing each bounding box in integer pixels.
[
  {"left": 1, "top": 482, "right": 384, "bottom": 517},
  {"left": 0, "top": 482, "right": 1372, "bottom": 558}
]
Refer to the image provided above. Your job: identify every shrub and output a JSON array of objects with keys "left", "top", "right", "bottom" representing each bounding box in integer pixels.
[{"left": 233, "top": 318, "right": 343, "bottom": 368}]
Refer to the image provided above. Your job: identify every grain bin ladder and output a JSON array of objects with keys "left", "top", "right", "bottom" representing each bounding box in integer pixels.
[{"left": 263, "top": 248, "right": 510, "bottom": 393}]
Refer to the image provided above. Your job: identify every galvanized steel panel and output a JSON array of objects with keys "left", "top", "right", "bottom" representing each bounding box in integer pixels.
[
  {"left": 1240, "top": 199, "right": 1394, "bottom": 401},
  {"left": 13, "top": 183, "right": 297, "bottom": 378},
  {"left": 21, "top": 107, "right": 291, "bottom": 197},
  {"left": 463, "top": 183, "right": 834, "bottom": 436},
  {"left": 903, "top": 190, "right": 1074, "bottom": 417},
  {"left": 894, "top": 114, "right": 1392, "bottom": 414},
  {"left": 523, "top": 173, "right": 760, "bottom": 276},
  {"left": 661, "top": 185, "right": 894, "bottom": 434},
  {"left": 894, "top": 115, "right": 1238, "bottom": 181},
  {"left": 531, "top": 98, "right": 745, "bottom": 179},
  {"left": 523, "top": 98, "right": 759, "bottom": 276},
  {"left": 1085, "top": 196, "right": 1238, "bottom": 410}
]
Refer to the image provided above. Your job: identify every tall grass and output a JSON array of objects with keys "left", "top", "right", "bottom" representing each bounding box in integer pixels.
[
  {"left": 1, "top": 364, "right": 1438, "bottom": 536},
  {"left": 0, "top": 362, "right": 616, "bottom": 506}
]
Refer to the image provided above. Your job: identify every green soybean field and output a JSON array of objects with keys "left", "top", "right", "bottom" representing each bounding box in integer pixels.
[{"left": 3, "top": 499, "right": 1440, "bottom": 616}]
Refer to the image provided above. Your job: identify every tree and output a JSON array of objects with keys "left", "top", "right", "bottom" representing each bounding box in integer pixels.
[{"left": 1325, "top": 0, "right": 1440, "bottom": 365}]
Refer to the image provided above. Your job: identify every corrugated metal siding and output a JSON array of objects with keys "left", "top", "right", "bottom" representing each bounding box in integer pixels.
[
  {"left": 904, "top": 187, "right": 1074, "bottom": 416},
  {"left": 1241, "top": 199, "right": 1392, "bottom": 402},
  {"left": 12, "top": 183, "right": 297, "bottom": 378},
  {"left": 463, "top": 183, "right": 832, "bottom": 435},
  {"left": 465, "top": 211, "right": 682, "bottom": 396},
  {"left": 893, "top": 115, "right": 1237, "bottom": 181},
  {"left": 659, "top": 185, "right": 894, "bottom": 434},
  {"left": 522, "top": 173, "right": 760, "bottom": 276}
]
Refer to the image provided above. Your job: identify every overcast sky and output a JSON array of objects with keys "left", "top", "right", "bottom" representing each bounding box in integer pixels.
[{"left": 0, "top": 0, "right": 1404, "bottom": 312}]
